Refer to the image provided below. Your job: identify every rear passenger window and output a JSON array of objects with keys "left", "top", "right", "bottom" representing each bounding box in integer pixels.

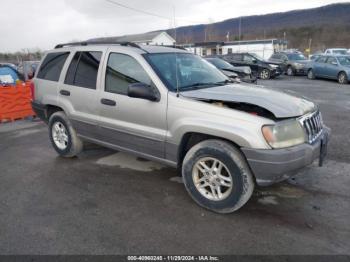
[
  {"left": 37, "top": 52, "right": 69, "bottom": 81},
  {"left": 65, "top": 51, "right": 102, "bottom": 89},
  {"left": 105, "top": 53, "right": 151, "bottom": 95}
]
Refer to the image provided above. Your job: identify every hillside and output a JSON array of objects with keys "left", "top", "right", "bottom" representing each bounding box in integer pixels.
[{"left": 166, "top": 3, "right": 350, "bottom": 52}]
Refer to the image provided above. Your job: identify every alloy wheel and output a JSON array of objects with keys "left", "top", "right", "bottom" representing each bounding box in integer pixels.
[
  {"left": 52, "top": 121, "right": 69, "bottom": 150},
  {"left": 192, "top": 157, "right": 233, "bottom": 201}
]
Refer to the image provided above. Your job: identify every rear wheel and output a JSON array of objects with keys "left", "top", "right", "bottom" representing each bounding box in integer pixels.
[
  {"left": 259, "top": 69, "right": 271, "bottom": 80},
  {"left": 338, "top": 72, "right": 348, "bottom": 85},
  {"left": 182, "top": 140, "right": 255, "bottom": 214},
  {"left": 307, "top": 69, "right": 315, "bottom": 80},
  {"left": 49, "top": 111, "right": 83, "bottom": 157}
]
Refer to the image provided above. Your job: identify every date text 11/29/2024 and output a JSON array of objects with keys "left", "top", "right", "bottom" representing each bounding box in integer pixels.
[{"left": 127, "top": 255, "right": 220, "bottom": 261}]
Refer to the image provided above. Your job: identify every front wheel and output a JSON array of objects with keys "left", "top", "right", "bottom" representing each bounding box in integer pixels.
[
  {"left": 307, "top": 69, "right": 315, "bottom": 80},
  {"left": 259, "top": 69, "right": 271, "bottom": 80},
  {"left": 338, "top": 72, "right": 348, "bottom": 85},
  {"left": 182, "top": 140, "right": 255, "bottom": 214},
  {"left": 49, "top": 111, "right": 83, "bottom": 157}
]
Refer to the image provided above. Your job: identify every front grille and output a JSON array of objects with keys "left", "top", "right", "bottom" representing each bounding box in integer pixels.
[{"left": 299, "top": 111, "right": 323, "bottom": 144}]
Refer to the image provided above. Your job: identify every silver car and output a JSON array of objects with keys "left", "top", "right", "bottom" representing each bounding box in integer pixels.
[{"left": 31, "top": 42, "right": 330, "bottom": 213}]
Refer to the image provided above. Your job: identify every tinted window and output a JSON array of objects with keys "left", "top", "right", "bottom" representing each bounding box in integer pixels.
[
  {"left": 327, "top": 57, "right": 337, "bottom": 65},
  {"left": 271, "top": 54, "right": 281, "bottom": 59},
  {"left": 316, "top": 56, "right": 327, "bottom": 63},
  {"left": 106, "top": 53, "right": 151, "bottom": 95},
  {"left": 37, "top": 52, "right": 69, "bottom": 81},
  {"left": 65, "top": 51, "right": 102, "bottom": 89},
  {"left": 231, "top": 54, "right": 242, "bottom": 61},
  {"left": 65, "top": 52, "right": 80, "bottom": 85}
]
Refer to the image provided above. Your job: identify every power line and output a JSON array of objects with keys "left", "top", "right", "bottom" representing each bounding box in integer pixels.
[
  {"left": 105, "top": 0, "right": 207, "bottom": 24},
  {"left": 105, "top": 0, "right": 172, "bottom": 21}
]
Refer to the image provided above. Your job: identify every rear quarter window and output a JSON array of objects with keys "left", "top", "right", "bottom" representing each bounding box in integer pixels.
[{"left": 37, "top": 52, "right": 70, "bottom": 82}]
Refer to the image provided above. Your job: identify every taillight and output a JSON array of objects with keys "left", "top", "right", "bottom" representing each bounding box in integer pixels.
[{"left": 29, "top": 81, "right": 35, "bottom": 101}]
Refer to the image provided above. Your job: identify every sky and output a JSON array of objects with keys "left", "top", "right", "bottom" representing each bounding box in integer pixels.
[{"left": 1, "top": 0, "right": 349, "bottom": 52}]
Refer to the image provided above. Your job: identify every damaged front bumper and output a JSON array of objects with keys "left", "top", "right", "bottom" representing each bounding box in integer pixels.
[{"left": 241, "top": 126, "right": 331, "bottom": 186}]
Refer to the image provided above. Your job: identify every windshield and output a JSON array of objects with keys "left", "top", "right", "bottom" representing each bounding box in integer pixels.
[
  {"left": 333, "top": 49, "right": 348, "bottom": 55},
  {"left": 287, "top": 53, "right": 306, "bottom": 60},
  {"left": 250, "top": 53, "right": 264, "bottom": 61},
  {"left": 145, "top": 53, "right": 228, "bottom": 92},
  {"left": 206, "top": 58, "right": 234, "bottom": 70},
  {"left": 338, "top": 56, "right": 350, "bottom": 66}
]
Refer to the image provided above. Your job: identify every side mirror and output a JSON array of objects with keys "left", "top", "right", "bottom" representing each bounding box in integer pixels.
[{"left": 128, "top": 83, "right": 159, "bottom": 102}]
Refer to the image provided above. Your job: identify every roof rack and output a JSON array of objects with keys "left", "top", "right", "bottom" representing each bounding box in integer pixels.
[{"left": 54, "top": 41, "right": 142, "bottom": 49}]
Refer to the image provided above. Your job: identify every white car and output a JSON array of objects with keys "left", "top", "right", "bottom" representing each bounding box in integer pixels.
[{"left": 324, "top": 48, "right": 348, "bottom": 55}]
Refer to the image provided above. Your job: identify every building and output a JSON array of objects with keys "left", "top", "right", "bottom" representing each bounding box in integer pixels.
[
  {"left": 185, "top": 39, "right": 288, "bottom": 59},
  {"left": 89, "top": 31, "right": 176, "bottom": 46}
]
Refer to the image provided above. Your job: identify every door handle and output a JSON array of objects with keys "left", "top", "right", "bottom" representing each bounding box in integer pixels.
[
  {"left": 60, "top": 90, "right": 70, "bottom": 96},
  {"left": 101, "top": 98, "right": 116, "bottom": 106}
]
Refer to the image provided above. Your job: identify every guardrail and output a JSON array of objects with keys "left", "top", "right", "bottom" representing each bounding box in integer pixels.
[{"left": 0, "top": 81, "right": 35, "bottom": 123}]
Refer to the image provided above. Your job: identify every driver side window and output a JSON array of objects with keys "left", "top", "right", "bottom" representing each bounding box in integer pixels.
[
  {"left": 243, "top": 55, "right": 255, "bottom": 63},
  {"left": 105, "top": 53, "right": 151, "bottom": 95}
]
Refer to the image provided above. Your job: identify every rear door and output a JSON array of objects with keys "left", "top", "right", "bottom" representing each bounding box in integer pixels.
[
  {"left": 96, "top": 48, "right": 168, "bottom": 159},
  {"left": 57, "top": 47, "right": 106, "bottom": 138}
]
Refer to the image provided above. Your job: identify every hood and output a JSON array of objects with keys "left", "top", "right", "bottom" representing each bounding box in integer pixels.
[
  {"left": 181, "top": 84, "right": 316, "bottom": 118},
  {"left": 293, "top": 60, "right": 310, "bottom": 65},
  {"left": 221, "top": 69, "right": 238, "bottom": 77}
]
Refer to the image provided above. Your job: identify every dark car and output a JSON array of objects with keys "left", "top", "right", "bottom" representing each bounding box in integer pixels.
[
  {"left": 307, "top": 55, "right": 350, "bottom": 84},
  {"left": 269, "top": 51, "right": 310, "bottom": 76},
  {"left": 222, "top": 53, "right": 283, "bottom": 80},
  {"left": 204, "top": 57, "right": 257, "bottom": 83}
]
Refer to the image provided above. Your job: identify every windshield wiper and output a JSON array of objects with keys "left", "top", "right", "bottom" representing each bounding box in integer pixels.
[{"left": 179, "top": 80, "right": 232, "bottom": 90}]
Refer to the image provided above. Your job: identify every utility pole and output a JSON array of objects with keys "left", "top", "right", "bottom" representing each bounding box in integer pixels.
[{"left": 173, "top": 6, "right": 177, "bottom": 44}]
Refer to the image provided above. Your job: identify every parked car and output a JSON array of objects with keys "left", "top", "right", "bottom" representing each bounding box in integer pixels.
[
  {"left": 204, "top": 57, "right": 257, "bottom": 83},
  {"left": 307, "top": 55, "right": 350, "bottom": 84},
  {"left": 269, "top": 51, "right": 310, "bottom": 76},
  {"left": 324, "top": 48, "right": 348, "bottom": 55},
  {"left": 222, "top": 53, "right": 283, "bottom": 80},
  {"left": 32, "top": 42, "right": 330, "bottom": 213}
]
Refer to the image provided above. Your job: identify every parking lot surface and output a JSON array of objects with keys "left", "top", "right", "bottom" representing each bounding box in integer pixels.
[{"left": 0, "top": 76, "right": 349, "bottom": 255}]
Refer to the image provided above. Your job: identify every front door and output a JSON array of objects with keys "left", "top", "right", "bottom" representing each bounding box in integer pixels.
[{"left": 97, "top": 50, "right": 167, "bottom": 159}]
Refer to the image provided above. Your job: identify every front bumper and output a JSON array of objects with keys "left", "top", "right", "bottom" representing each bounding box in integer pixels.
[{"left": 241, "top": 127, "right": 331, "bottom": 186}]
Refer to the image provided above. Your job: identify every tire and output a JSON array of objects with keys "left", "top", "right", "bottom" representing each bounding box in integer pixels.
[
  {"left": 286, "top": 66, "right": 295, "bottom": 76},
  {"left": 307, "top": 69, "right": 315, "bottom": 80},
  {"left": 338, "top": 72, "right": 348, "bottom": 85},
  {"left": 182, "top": 139, "right": 255, "bottom": 214},
  {"left": 48, "top": 111, "right": 83, "bottom": 158},
  {"left": 259, "top": 69, "right": 270, "bottom": 80}
]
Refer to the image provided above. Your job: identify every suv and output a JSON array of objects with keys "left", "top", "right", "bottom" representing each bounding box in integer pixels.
[
  {"left": 31, "top": 42, "right": 330, "bottom": 213},
  {"left": 222, "top": 53, "right": 283, "bottom": 80},
  {"left": 269, "top": 52, "right": 310, "bottom": 76}
]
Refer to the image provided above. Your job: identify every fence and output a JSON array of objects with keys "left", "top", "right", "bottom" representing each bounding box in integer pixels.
[{"left": 0, "top": 82, "right": 35, "bottom": 122}]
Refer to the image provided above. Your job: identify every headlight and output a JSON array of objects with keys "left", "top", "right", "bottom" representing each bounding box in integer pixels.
[
  {"left": 269, "top": 64, "right": 279, "bottom": 68},
  {"left": 244, "top": 68, "right": 251, "bottom": 74},
  {"left": 262, "top": 120, "right": 307, "bottom": 148}
]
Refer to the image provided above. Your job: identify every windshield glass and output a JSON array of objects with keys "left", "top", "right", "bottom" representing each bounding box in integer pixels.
[
  {"left": 250, "top": 53, "right": 264, "bottom": 61},
  {"left": 333, "top": 49, "right": 348, "bottom": 55},
  {"left": 338, "top": 56, "right": 350, "bottom": 66},
  {"left": 145, "top": 53, "right": 227, "bottom": 92},
  {"left": 287, "top": 53, "right": 306, "bottom": 60},
  {"left": 206, "top": 58, "right": 234, "bottom": 70}
]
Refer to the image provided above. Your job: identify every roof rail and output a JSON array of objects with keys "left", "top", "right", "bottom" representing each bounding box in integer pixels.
[{"left": 54, "top": 41, "right": 141, "bottom": 49}]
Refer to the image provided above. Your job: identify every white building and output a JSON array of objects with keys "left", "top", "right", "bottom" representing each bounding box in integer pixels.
[
  {"left": 185, "top": 39, "right": 288, "bottom": 59},
  {"left": 90, "top": 31, "right": 176, "bottom": 46}
]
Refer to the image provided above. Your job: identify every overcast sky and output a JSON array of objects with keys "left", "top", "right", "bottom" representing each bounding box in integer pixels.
[{"left": 1, "top": 0, "right": 349, "bottom": 52}]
